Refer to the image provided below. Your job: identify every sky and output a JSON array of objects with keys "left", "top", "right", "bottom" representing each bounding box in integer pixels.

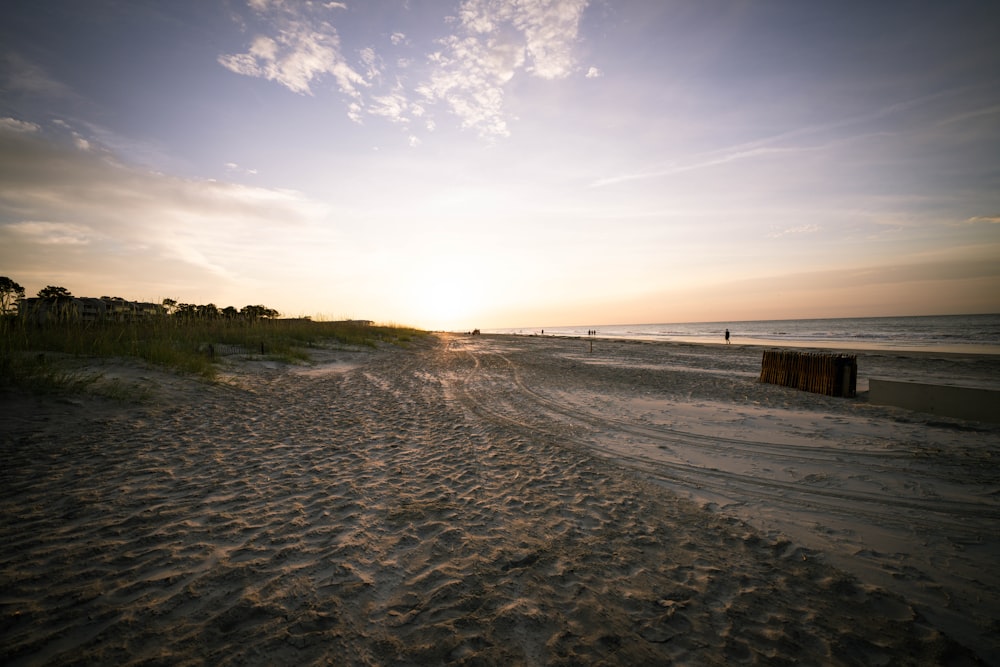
[{"left": 1, "top": 0, "right": 999, "bottom": 331}]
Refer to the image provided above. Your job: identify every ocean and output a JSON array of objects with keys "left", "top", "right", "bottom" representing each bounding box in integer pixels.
[{"left": 487, "top": 313, "right": 1000, "bottom": 354}]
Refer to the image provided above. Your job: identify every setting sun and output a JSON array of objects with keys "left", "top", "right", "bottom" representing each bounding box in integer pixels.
[{"left": 399, "top": 260, "right": 488, "bottom": 331}]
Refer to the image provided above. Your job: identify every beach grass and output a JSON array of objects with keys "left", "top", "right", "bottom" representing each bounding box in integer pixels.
[{"left": 0, "top": 315, "right": 425, "bottom": 389}]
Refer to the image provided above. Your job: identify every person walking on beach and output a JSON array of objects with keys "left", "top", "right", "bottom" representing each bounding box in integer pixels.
[{"left": 725, "top": 328, "right": 731, "bottom": 344}]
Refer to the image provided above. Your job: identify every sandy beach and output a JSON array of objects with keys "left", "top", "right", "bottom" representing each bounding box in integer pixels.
[{"left": 2, "top": 333, "right": 998, "bottom": 665}]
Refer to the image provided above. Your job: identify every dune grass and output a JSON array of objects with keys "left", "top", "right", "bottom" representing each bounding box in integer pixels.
[{"left": 0, "top": 316, "right": 425, "bottom": 392}]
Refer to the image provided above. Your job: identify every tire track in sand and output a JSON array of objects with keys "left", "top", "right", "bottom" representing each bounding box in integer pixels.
[{"left": 451, "top": 340, "right": 1000, "bottom": 535}]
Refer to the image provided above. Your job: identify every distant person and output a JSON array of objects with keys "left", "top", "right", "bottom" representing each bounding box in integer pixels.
[{"left": 725, "top": 328, "right": 731, "bottom": 344}]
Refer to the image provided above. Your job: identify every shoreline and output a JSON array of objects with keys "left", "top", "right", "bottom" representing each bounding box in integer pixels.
[
  {"left": 483, "top": 332, "right": 1000, "bottom": 391},
  {"left": 3, "top": 334, "right": 998, "bottom": 664},
  {"left": 492, "top": 331, "right": 1000, "bottom": 356}
]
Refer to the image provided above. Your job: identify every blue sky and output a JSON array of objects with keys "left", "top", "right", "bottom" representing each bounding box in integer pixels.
[{"left": 1, "top": 0, "right": 998, "bottom": 330}]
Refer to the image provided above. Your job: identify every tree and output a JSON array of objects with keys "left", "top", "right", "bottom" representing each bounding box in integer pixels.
[
  {"left": 241, "top": 304, "right": 279, "bottom": 320},
  {"left": 37, "top": 285, "right": 73, "bottom": 299},
  {"left": 195, "top": 303, "right": 220, "bottom": 319},
  {"left": 0, "top": 276, "right": 26, "bottom": 315},
  {"left": 162, "top": 298, "right": 178, "bottom": 316}
]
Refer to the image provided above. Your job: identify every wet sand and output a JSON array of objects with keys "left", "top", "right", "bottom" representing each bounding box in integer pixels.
[{"left": 2, "top": 333, "right": 998, "bottom": 665}]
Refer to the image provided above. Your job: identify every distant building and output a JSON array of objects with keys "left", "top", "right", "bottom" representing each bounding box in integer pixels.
[{"left": 20, "top": 296, "right": 164, "bottom": 324}]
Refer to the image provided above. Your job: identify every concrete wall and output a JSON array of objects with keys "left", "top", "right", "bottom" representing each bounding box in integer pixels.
[{"left": 869, "top": 378, "right": 1000, "bottom": 423}]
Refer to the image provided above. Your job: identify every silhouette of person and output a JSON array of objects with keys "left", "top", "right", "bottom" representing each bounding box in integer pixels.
[{"left": 725, "top": 328, "right": 731, "bottom": 344}]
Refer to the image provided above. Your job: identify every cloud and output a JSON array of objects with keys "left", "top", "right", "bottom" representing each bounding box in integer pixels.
[
  {"left": 418, "top": 0, "right": 590, "bottom": 137},
  {"left": 768, "top": 224, "right": 820, "bottom": 238},
  {"left": 509, "top": 0, "right": 589, "bottom": 79},
  {"left": 6, "top": 221, "right": 92, "bottom": 245},
  {"left": 0, "top": 120, "right": 332, "bottom": 293},
  {"left": 1, "top": 53, "right": 76, "bottom": 99},
  {"left": 590, "top": 144, "right": 813, "bottom": 188},
  {"left": 219, "top": 4, "right": 366, "bottom": 97},
  {"left": 938, "top": 103, "right": 1000, "bottom": 127},
  {"left": 418, "top": 33, "right": 524, "bottom": 137},
  {"left": 225, "top": 161, "right": 258, "bottom": 175},
  {"left": 966, "top": 215, "right": 1000, "bottom": 224},
  {"left": 359, "top": 47, "right": 383, "bottom": 82},
  {"left": 586, "top": 66, "right": 602, "bottom": 78},
  {"left": 0, "top": 117, "right": 40, "bottom": 133},
  {"left": 368, "top": 89, "right": 411, "bottom": 124},
  {"left": 590, "top": 85, "right": 998, "bottom": 189},
  {"left": 48, "top": 118, "right": 98, "bottom": 151},
  {"left": 218, "top": 0, "right": 591, "bottom": 139}
]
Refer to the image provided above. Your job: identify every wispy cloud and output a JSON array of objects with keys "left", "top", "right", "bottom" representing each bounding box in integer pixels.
[
  {"left": 768, "top": 224, "right": 820, "bottom": 238},
  {"left": 509, "top": 0, "right": 589, "bottom": 79},
  {"left": 219, "top": 0, "right": 591, "bottom": 139},
  {"left": 419, "top": 0, "right": 589, "bottom": 137},
  {"left": 0, "top": 120, "right": 331, "bottom": 292},
  {"left": 966, "top": 215, "right": 1000, "bottom": 225},
  {"left": 937, "top": 103, "right": 1000, "bottom": 127},
  {"left": 590, "top": 84, "right": 996, "bottom": 188},
  {"left": 359, "top": 47, "right": 383, "bottom": 83},
  {"left": 225, "top": 161, "right": 258, "bottom": 175},
  {"left": 0, "top": 53, "right": 76, "bottom": 99},
  {"left": 219, "top": 2, "right": 366, "bottom": 97},
  {"left": 51, "top": 119, "right": 94, "bottom": 152},
  {"left": 590, "top": 145, "right": 814, "bottom": 188},
  {"left": 368, "top": 89, "right": 412, "bottom": 124},
  {"left": 0, "top": 116, "right": 40, "bottom": 133},
  {"left": 417, "top": 32, "right": 524, "bottom": 138},
  {"left": 6, "top": 221, "right": 92, "bottom": 245}
]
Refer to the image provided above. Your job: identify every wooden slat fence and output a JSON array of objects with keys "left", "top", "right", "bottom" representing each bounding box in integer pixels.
[{"left": 759, "top": 350, "right": 857, "bottom": 397}]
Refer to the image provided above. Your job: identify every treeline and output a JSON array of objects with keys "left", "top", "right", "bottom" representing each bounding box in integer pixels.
[
  {"left": 163, "top": 299, "right": 280, "bottom": 321},
  {"left": 0, "top": 277, "right": 280, "bottom": 322}
]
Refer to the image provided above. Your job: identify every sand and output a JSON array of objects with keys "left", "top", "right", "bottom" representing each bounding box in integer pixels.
[{"left": 2, "top": 333, "right": 998, "bottom": 665}]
